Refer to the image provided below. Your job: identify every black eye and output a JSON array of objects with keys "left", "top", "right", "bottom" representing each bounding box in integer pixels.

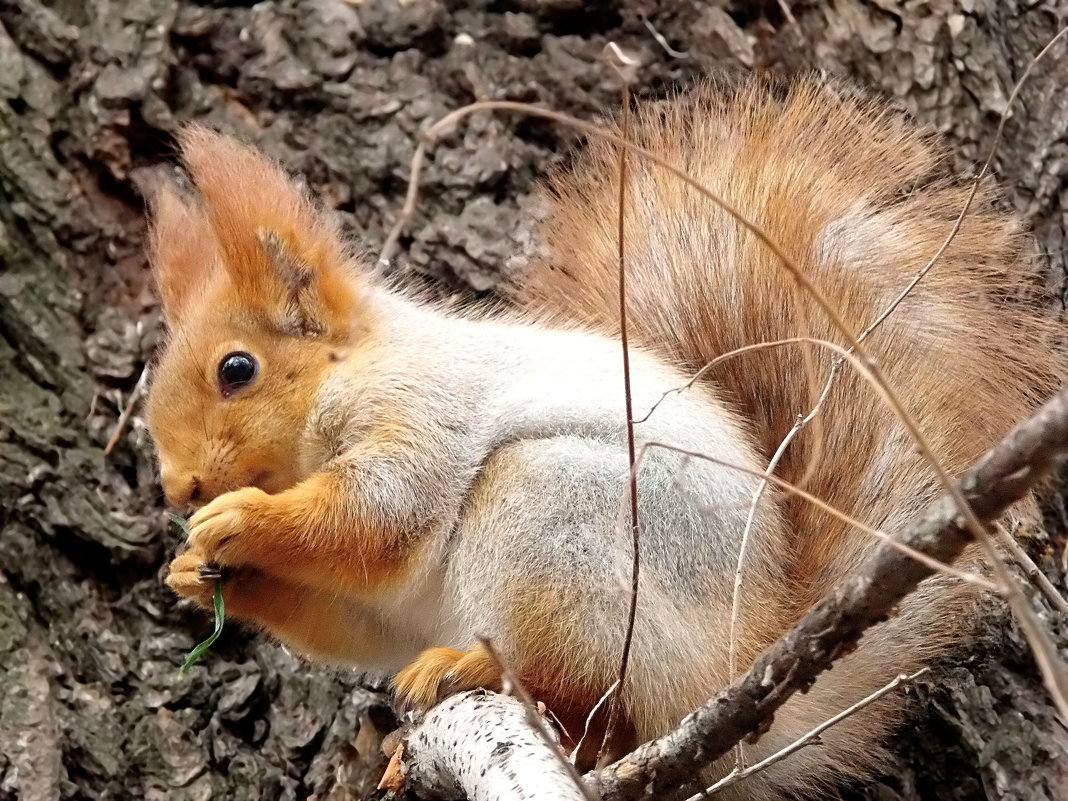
[{"left": 217, "top": 351, "right": 258, "bottom": 397}]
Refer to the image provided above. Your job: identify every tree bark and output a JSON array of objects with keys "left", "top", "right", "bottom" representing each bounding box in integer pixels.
[{"left": 0, "top": 1, "right": 1065, "bottom": 800}]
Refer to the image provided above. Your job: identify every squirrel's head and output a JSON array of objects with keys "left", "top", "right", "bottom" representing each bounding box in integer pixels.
[{"left": 144, "top": 125, "right": 365, "bottom": 507}]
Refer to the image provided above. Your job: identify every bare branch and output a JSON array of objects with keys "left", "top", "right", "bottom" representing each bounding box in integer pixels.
[
  {"left": 994, "top": 523, "right": 1068, "bottom": 616},
  {"left": 590, "top": 384, "right": 1068, "bottom": 801},
  {"left": 477, "top": 637, "right": 596, "bottom": 801},
  {"left": 687, "top": 668, "right": 929, "bottom": 800}
]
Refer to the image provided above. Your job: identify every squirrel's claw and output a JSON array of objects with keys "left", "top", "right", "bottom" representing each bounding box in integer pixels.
[
  {"left": 166, "top": 551, "right": 216, "bottom": 608},
  {"left": 392, "top": 643, "right": 503, "bottom": 716}
]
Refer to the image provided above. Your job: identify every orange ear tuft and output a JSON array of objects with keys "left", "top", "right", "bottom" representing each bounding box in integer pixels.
[
  {"left": 176, "top": 124, "right": 361, "bottom": 339},
  {"left": 149, "top": 181, "right": 220, "bottom": 325}
]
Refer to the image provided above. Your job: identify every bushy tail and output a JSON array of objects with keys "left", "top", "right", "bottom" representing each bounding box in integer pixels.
[
  {"left": 521, "top": 75, "right": 1059, "bottom": 608},
  {"left": 518, "top": 75, "right": 1061, "bottom": 793}
]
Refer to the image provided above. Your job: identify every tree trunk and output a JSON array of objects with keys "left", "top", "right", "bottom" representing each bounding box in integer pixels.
[{"left": 0, "top": 1, "right": 1064, "bottom": 799}]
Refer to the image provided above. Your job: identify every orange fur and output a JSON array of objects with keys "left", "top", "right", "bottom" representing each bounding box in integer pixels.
[
  {"left": 147, "top": 128, "right": 421, "bottom": 647},
  {"left": 393, "top": 644, "right": 503, "bottom": 711},
  {"left": 175, "top": 125, "right": 360, "bottom": 339},
  {"left": 167, "top": 555, "right": 395, "bottom": 662},
  {"left": 176, "top": 476, "right": 418, "bottom": 595},
  {"left": 515, "top": 76, "right": 1062, "bottom": 785},
  {"left": 148, "top": 182, "right": 220, "bottom": 324},
  {"left": 521, "top": 76, "right": 1061, "bottom": 609}
]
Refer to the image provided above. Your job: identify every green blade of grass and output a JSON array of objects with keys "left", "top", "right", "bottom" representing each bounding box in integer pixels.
[{"left": 179, "top": 581, "right": 225, "bottom": 675}]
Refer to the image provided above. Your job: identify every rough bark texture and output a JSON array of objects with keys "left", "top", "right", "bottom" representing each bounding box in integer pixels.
[{"left": 0, "top": 1, "right": 1065, "bottom": 800}]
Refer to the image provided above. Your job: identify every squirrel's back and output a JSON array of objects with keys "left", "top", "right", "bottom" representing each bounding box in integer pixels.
[{"left": 521, "top": 75, "right": 1060, "bottom": 611}]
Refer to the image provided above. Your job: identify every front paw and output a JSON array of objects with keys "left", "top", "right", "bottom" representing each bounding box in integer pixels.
[
  {"left": 186, "top": 486, "right": 271, "bottom": 569},
  {"left": 166, "top": 551, "right": 219, "bottom": 608}
]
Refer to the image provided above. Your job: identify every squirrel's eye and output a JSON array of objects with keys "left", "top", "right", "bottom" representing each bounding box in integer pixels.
[{"left": 217, "top": 351, "right": 258, "bottom": 397}]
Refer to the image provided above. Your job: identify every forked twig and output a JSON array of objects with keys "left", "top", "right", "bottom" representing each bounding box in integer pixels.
[
  {"left": 687, "top": 668, "right": 929, "bottom": 799},
  {"left": 629, "top": 437, "right": 997, "bottom": 592},
  {"left": 664, "top": 24, "right": 1068, "bottom": 726},
  {"left": 726, "top": 380, "right": 833, "bottom": 683},
  {"left": 633, "top": 338, "right": 838, "bottom": 424}
]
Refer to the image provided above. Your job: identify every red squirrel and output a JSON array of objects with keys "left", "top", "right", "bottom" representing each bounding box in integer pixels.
[{"left": 145, "top": 76, "right": 1059, "bottom": 797}]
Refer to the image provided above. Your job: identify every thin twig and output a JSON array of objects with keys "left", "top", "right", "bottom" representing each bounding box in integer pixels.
[
  {"left": 994, "top": 523, "right": 1068, "bottom": 615},
  {"left": 637, "top": 26, "right": 1067, "bottom": 468},
  {"left": 728, "top": 420, "right": 800, "bottom": 768},
  {"left": 572, "top": 680, "right": 621, "bottom": 766},
  {"left": 633, "top": 338, "right": 835, "bottom": 424},
  {"left": 720, "top": 25, "right": 1068, "bottom": 722},
  {"left": 859, "top": 24, "right": 1068, "bottom": 345},
  {"left": 104, "top": 366, "right": 150, "bottom": 455},
  {"left": 630, "top": 332, "right": 1007, "bottom": 589},
  {"left": 642, "top": 15, "right": 690, "bottom": 59},
  {"left": 727, "top": 344, "right": 840, "bottom": 771},
  {"left": 688, "top": 668, "right": 929, "bottom": 800},
  {"left": 476, "top": 636, "right": 597, "bottom": 801},
  {"left": 603, "top": 41, "right": 641, "bottom": 762},
  {"left": 776, "top": 0, "right": 798, "bottom": 27},
  {"left": 788, "top": 22, "right": 1068, "bottom": 487},
  {"left": 631, "top": 438, "right": 997, "bottom": 592}
]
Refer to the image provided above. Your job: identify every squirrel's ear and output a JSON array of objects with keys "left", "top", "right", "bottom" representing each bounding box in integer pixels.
[
  {"left": 256, "top": 228, "right": 327, "bottom": 337},
  {"left": 148, "top": 181, "right": 220, "bottom": 325},
  {"left": 177, "top": 124, "right": 361, "bottom": 340}
]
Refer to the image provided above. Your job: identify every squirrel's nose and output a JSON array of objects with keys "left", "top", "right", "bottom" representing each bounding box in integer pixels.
[{"left": 161, "top": 469, "right": 201, "bottom": 507}]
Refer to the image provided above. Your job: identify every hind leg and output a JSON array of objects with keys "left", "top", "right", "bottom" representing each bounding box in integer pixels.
[{"left": 416, "top": 436, "right": 759, "bottom": 749}]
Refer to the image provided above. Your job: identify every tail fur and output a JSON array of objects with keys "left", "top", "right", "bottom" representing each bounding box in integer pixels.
[{"left": 519, "top": 75, "right": 1061, "bottom": 792}]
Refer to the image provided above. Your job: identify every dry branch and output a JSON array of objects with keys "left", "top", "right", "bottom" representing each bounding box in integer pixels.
[
  {"left": 687, "top": 668, "right": 929, "bottom": 800},
  {"left": 477, "top": 636, "right": 595, "bottom": 801},
  {"left": 605, "top": 41, "right": 641, "bottom": 760},
  {"left": 589, "top": 384, "right": 1068, "bottom": 801}
]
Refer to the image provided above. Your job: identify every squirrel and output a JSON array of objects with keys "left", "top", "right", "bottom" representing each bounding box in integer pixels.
[{"left": 145, "top": 75, "right": 1059, "bottom": 798}]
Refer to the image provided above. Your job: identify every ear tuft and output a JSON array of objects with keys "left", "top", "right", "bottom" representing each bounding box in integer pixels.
[
  {"left": 176, "top": 124, "right": 362, "bottom": 339},
  {"left": 258, "top": 228, "right": 326, "bottom": 337},
  {"left": 148, "top": 181, "right": 220, "bottom": 325}
]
